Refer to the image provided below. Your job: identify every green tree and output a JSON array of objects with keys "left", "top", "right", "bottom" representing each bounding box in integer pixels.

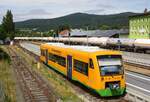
[
  {"left": 0, "top": 25, "right": 6, "bottom": 40},
  {"left": 54, "top": 25, "right": 71, "bottom": 37},
  {"left": 46, "top": 30, "right": 54, "bottom": 37},
  {"left": 1, "top": 10, "right": 15, "bottom": 40},
  {"left": 57, "top": 24, "right": 70, "bottom": 33},
  {"left": 99, "top": 25, "right": 110, "bottom": 30}
]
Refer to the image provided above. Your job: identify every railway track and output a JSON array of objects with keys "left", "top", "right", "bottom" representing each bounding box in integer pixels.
[
  {"left": 18, "top": 44, "right": 128, "bottom": 102},
  {"left": 124, "top": 61, "right": 150, "bottom": 70},
  {"left": 123, "top": 59, "right": 150, "bottom": 77},
  {"left": 7, "top": 46, "right": 57, "bottom": 102}
]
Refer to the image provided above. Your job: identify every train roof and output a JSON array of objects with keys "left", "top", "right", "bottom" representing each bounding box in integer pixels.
[{"left": 44, "top": 42, "right": 106, "bottom": 52}]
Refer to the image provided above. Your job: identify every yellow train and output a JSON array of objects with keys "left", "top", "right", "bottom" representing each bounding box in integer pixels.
[{"left": 40, "top": 43, "right": 126, "bottom": 97}]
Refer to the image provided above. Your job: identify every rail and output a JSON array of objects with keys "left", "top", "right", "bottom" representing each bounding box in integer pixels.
[
  {"left": 123, "top": 59, "right": 150, "bottom": 70},
  {"left": 7, "top": 46, "right": 58, "bottom": 102},
  {"left": 125, "top": 87, "right": 150, "bottom": 102}
]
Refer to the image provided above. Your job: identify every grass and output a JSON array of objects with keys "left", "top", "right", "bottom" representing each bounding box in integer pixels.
[
  {"left": 14, "top": 45, "right": 82, "bottom": 102},
  {"left": 0, "top": 46, "right": 16, "bottom": 102}
]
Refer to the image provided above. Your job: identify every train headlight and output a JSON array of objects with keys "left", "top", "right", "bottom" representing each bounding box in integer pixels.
[
  {"left": 113, "top": 83, "right": 119, "bottom": 89},
  {"left": 107, "top": 82, "right": 120, "bottom": 89}
]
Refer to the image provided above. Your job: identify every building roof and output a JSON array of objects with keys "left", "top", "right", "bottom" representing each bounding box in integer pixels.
[
  {"left": 70, "top": 29, "right": 128, "bottom": 37},
  {"left": 59, "top": 30, "right": 69, "bottom": 36}
]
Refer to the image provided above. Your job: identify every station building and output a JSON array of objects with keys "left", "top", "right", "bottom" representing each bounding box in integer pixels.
[{"left": 129, "top": 12, "right": 150, "bottom": 39}]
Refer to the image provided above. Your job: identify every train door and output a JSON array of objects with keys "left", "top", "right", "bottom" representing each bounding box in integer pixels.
[
  {"left": 45, "top": 49, "right": 48, "bottom": 64},
  {"left": 67, "top": 55, "right": 72, "bottom": 79}
]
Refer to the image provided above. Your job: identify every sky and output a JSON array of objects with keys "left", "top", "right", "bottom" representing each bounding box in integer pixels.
[{"left": 0, "top": 0, "right": 150, "bottom": 22}]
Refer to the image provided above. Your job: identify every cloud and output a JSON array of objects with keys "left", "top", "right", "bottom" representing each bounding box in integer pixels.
[
  {"left": 0, "top": 0, "right": 150, "bottom": 21},
  {"left": 27, "top": 9, "right": 51, "bottom": 15},
  {"left": 96, "top": 4, "right": 115, "bottom": 9},
  {"left": 13, "top": 9, "right": 52, "bottom": 21}
]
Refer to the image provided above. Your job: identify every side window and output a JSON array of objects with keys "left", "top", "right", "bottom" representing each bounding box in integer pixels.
[
  {"left": 48, "top": 53, "right": 53, "bottom": 61},
  {"left": 89, "top": 59, "right": 94, "bottom": 69},
  {"left": 57, "top": 55, "right": 66, "bottom": 67},
  {"left": 74, "top": 59, "right": 88, "bottom": 76},
  {"left": 48, "top": 53, "right": 66, "bottom": 67}
]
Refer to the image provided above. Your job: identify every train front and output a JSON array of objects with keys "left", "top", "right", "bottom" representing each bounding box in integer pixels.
[{"left": 95, "top": 53, "right": 126, "bottom": 97}]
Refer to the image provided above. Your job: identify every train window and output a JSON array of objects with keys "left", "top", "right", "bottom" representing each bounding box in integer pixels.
[
  {"left": 97, "top": 55, "right": 123, "bottom": 76},
  {"left": 48, "top": 53, "right": 66, "bottom": 67},
  {"left": 57, "top": 56, "right": 66, "bottom": 67},
  {"left": 54, "top": 55, "right": 58, "bottom": 62},
  {"left": 89, "top": 59, "right": 94, "bottom": 69},
  {"left": 74, "top": 59, "right": 88, "bottom": 76},
  {"left": 49, "top": 53, "right": 55, "bottom": 62}
]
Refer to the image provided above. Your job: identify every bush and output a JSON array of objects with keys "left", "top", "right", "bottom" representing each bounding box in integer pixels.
[{"left": 0, "top": 48, "right": 10, "bottom": 61}]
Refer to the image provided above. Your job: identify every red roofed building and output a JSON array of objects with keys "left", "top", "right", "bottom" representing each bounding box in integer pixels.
[{"left": 59, "top": 29, "right": 70, "bottom": 37}]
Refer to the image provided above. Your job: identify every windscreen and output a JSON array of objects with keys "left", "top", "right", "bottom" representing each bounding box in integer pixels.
[{"left": 97, "top": 55, "right": 123, "bottom": 76}]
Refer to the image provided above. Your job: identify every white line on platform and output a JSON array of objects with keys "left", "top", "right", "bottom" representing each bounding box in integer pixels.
[
  {"left": 125, "top": 72, "right": 150, "bottom": 81},
  {"left": 126, "top": 82, "right": 150, "bottom": 93}
]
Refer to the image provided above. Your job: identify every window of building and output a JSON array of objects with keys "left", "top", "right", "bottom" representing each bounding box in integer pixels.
[{"left": 74, "top": 59, "right": 88, "bottom": 76}]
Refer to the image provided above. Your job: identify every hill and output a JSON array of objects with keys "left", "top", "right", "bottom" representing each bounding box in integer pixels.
[{"left": 15, "top": 12, "right": 137, "bottom": 31}]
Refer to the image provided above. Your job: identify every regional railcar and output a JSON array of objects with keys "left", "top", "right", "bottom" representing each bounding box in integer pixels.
[{"left": 40, "top": 43, "right": 126, "bottom": 97}]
